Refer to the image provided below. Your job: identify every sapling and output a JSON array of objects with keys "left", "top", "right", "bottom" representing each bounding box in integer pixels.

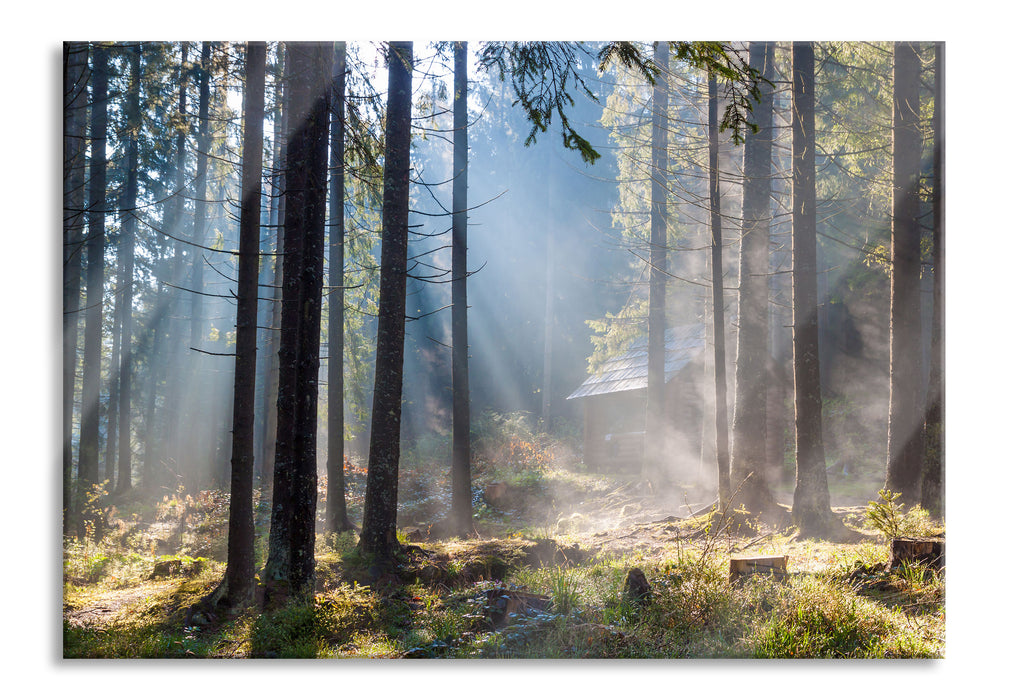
[{"left": 866, "top": 489, "right": 904, "bottom": 539}]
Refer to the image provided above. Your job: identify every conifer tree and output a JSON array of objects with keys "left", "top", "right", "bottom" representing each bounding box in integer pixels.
[
  {"left": 789, "top": 42, "right": 834, "bottom": 535},
  {"left": 884, "top": 41, "right": 924, "bottom": 503},
  {"left": 217, "top": 41, "right": 266, "bottom": 606},
  {"left": 264, "top": 41, "right": 334, "bottom": 598},
  {"left": 643, "top": 40, "right": 669, "bottom": 487},
  {"left": 77, "top": 43, "right": 108, "bottom": 534},
  {"left": 450, "top": 40, "right": 474, "bottom": 536},
  {"left": 115, "top": 43, "right": 142, "bottom": 495},
  {"left": 327, "top": 41, "right": 354, "bottom": 534},
  {"left": 360, "top": 41, "right": 414, "bottom": 560},
  {"left": 729, "top": 42, "right": 783, "bottom": 518},
  {"left": 920, "top": 42, "right": 944, "bottom": 518},
  {"left": 708, "top": 67, "right": 730, "bottom": 511},
  {"left": 64, "top": 41, "right": 88, "bottom": 533}
]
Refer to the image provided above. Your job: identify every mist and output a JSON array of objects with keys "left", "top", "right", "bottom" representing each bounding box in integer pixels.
[{"left": 62, "top": 40, "right": 941, "bottom": 546}]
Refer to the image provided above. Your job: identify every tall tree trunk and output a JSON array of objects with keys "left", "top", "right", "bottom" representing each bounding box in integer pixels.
[
  {"left": 730, "top": 42, "right": 781, "bottom": 517},
  {"left": 450, "top": 40, "right": 474, "bottom": 537},
  {"left": 766, "top": 81, "right": 790, "bottom": 487},
  {"left": 190, "top": 42, "right": 212, "bottom": 352},
  {"left": 182, "top": 41, "right": 213, "bottom": 490},
  {"left": 327, "top": 41, "right": 354, "bottom": 534},
  {"left": 162, "top": 42, "right": 190, "bottom": 490},
  {"left": 541, "top": 187, "right": 555, "bottom": 433},
  {"left": 218, "top": 41, "right": 266, "bottom": 606},
  {"left": 707, "top": 69, "right": 731, "bottom": 511},
  {"left": 64, "top": 41, "right": 88, "bottom": 534},
  {"left": 105, "top": 247, "right": 123, "bottom": 488},
  {"left": 884, "top": 41, "right": 924, "bottom": 503},
  {"left": 261, "top": 47, "right": 286, "bottom": 492},
  {"left": 116, "top": 43, "right": 142, "bottom": 495},
  {"left": 359, "top": 41, "right": 413, "bottom": 560},
  {"left": 789, "top": 41, "right": 834, "bottom": 535},
  {"left": 141, "top": 260, "right": 165, "bottom": 491},
  {"left": 264, "top": 41, "right": 334, "bottom": 598},
  {"left": 540, "top": 138, "right": 557, "bottom": 433},
  {"left": 78, "top": 43, "right": 107, "bottom": 533},
  {"left": 920, "top": 42, "right": 944, "bottom": 518},
  {"left": 643, "top": 40, "right": 669, "bottom": 486}
]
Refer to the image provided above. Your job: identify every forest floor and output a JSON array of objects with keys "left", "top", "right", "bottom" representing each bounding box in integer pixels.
[{"left": 62, "top": 451, "right": 945, "bottom": 659}]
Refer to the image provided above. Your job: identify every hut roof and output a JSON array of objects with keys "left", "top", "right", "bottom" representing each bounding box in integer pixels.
[{"left": 566, "top": 322, "right": 705, "bottom": 400}]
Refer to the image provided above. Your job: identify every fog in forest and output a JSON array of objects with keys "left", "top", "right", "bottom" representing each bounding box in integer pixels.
[{"left": 62, "top": 40, "right": 940, "bottom": 547}]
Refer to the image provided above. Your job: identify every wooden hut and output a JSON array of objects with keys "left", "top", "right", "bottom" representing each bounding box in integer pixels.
[{"left": 566, "top": 323, "right": 705, "bottom": 472}]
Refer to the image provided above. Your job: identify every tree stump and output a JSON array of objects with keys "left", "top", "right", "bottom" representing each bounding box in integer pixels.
[
  {"left": 729, "top": 555, "right": 788, "bottom": 583},
  {"left": 622, "top": 567, "right": 652, "bottom": 606},
  {"left": 888, "top": 537, "right": 944, "bottom": 571},
  {"left": 484, "top": 483, "right": 508, "bottom": 508}
]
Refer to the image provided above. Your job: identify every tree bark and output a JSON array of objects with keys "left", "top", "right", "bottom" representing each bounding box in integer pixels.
[
  {"left": 359, "top": 41, "right": 413, "bottom": 559},
  {"left": 104, "top": 245, "right": 123, "bottom": 488},
  {"left": 219, "top": 41, "right": 266, "bottom": 606},
  {"left": 789, "top": 42, "right": 833, "bottom": 535},
  {"left": 920, "top": 42, "right": 944, "bottom": 518},
  {"left": 77, "top": 42, "right": 107, "bottom": 533},
  {"left": 708, "top": 69, "right": 731, "bottom": 511},
  {"left": 451, "top": 40, "right": 474, "bottom": 536},
  {"left": 180, "top": 41, "right": 213, "bottom": 490},
  {"left": 116, "top": 43, "right": 142, "bottom": 495},
  {"left": 643, "top": 41, "right": 669, "bottom": 486},
  {"left": 64, "top": 41, "right": 88, "bottom": 534},
  {"left": 261, "top": 47, "right": 286, "bottom": 492},
  {"left": 730, "top": 42, "right": 780, "bottom": 516},
  {"left": 884, "top": 41, "right": 924, "bottom": 503},
  {"left": 326, "top": 41, "right": 354, "bottom": 534},
  {"left": 541, "top": 181, "right": 555, "bottom": 433},
  {"left": 264, "top": 41, "right": 334, "bottom": 598},
  {"left": 141, "top": 267, "right": 164, "bottom": 491},
  {"left": 190, "top": 42, "right": 212, "bottom": 353},
  {"left": 162, "top": 42, "right": 190, "bottom": 491}
]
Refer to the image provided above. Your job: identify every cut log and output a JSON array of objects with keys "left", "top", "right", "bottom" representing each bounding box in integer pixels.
[
  {"left": 888, "top": 537, "right": 944, "bottom": 571},
  {"left": 729, "top": 555, "right": 788, "bottom": 582}
]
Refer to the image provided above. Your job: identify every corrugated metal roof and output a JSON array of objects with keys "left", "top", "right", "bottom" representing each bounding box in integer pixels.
[{"left": 566, "top": 323, "right": 705, "bottom": 399}]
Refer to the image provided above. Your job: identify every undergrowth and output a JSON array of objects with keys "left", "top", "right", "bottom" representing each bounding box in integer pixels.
[{"left": 63, "top": 414, "right": 944, "bottom": 659}]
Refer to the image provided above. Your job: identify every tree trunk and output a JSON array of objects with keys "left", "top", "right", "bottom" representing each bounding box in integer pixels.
[
  {"left": 116, "top": 43, "right": 142, "bottom": 495},
  {"left": 104, "top": 246, "right": 123, "bottom": 489},
  {"left": 264, "top": 41, "right": 334, "bottom": 598},
  {"left": 326, "top": 41, "right": 354, "bottom": 534},
  {"left": 190, "top": 42, "right": 212, "bottom": 353},
  {"left": 261, "top": 47, "right": 286, "bottom": 492},
  {"left": 541, "top": 143, "right": 556, "bottom": 433},
  {"left": 64, "top": 41, "right": 88, "bottom": 534},
  {"left": 643, "top": 41, "right": 669, "bottom": 486},
  {"left": 730, "top": 42, "right": 780, "bottom": 516},
  {"left": 708, "top": 69, "right": 731, "bottom": 511},
  {"left": 182, "top": 41, "right": 213, "bottom": 490},
  {"left": 162, "top": 42, "right": 190, "bottom": 491},
  {"left": 359, "top": 41, "right": 413, "bottom": 560},
  {"left": 77, "top": 42, "right": 107, "bottom": 532},
  {"left": 450, "top": 40, "right": 474, "bottom": 537},
  {"left": 884, "top": 41, "right": 924, "bottom": 503},
  {"left": 920, "top": 42, "right": 944, "bottom": 518},
  {"left": 141, "top": 268, "right": 164, "bottom": 491},
  {"left": 789, "top": 42, "right": 833, "bottom": 535},
  {"left": 220, "top": 41, "right": 266, "bottom": 606}
]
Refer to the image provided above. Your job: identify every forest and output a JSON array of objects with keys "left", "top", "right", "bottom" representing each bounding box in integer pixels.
[{"left": 59, "top": 38, "right": 948, "bottom": 663}]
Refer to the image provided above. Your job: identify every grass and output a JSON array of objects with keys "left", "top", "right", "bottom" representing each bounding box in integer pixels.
[{"left": 63, "top": 432, "right": 945, "bottom": 659}]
